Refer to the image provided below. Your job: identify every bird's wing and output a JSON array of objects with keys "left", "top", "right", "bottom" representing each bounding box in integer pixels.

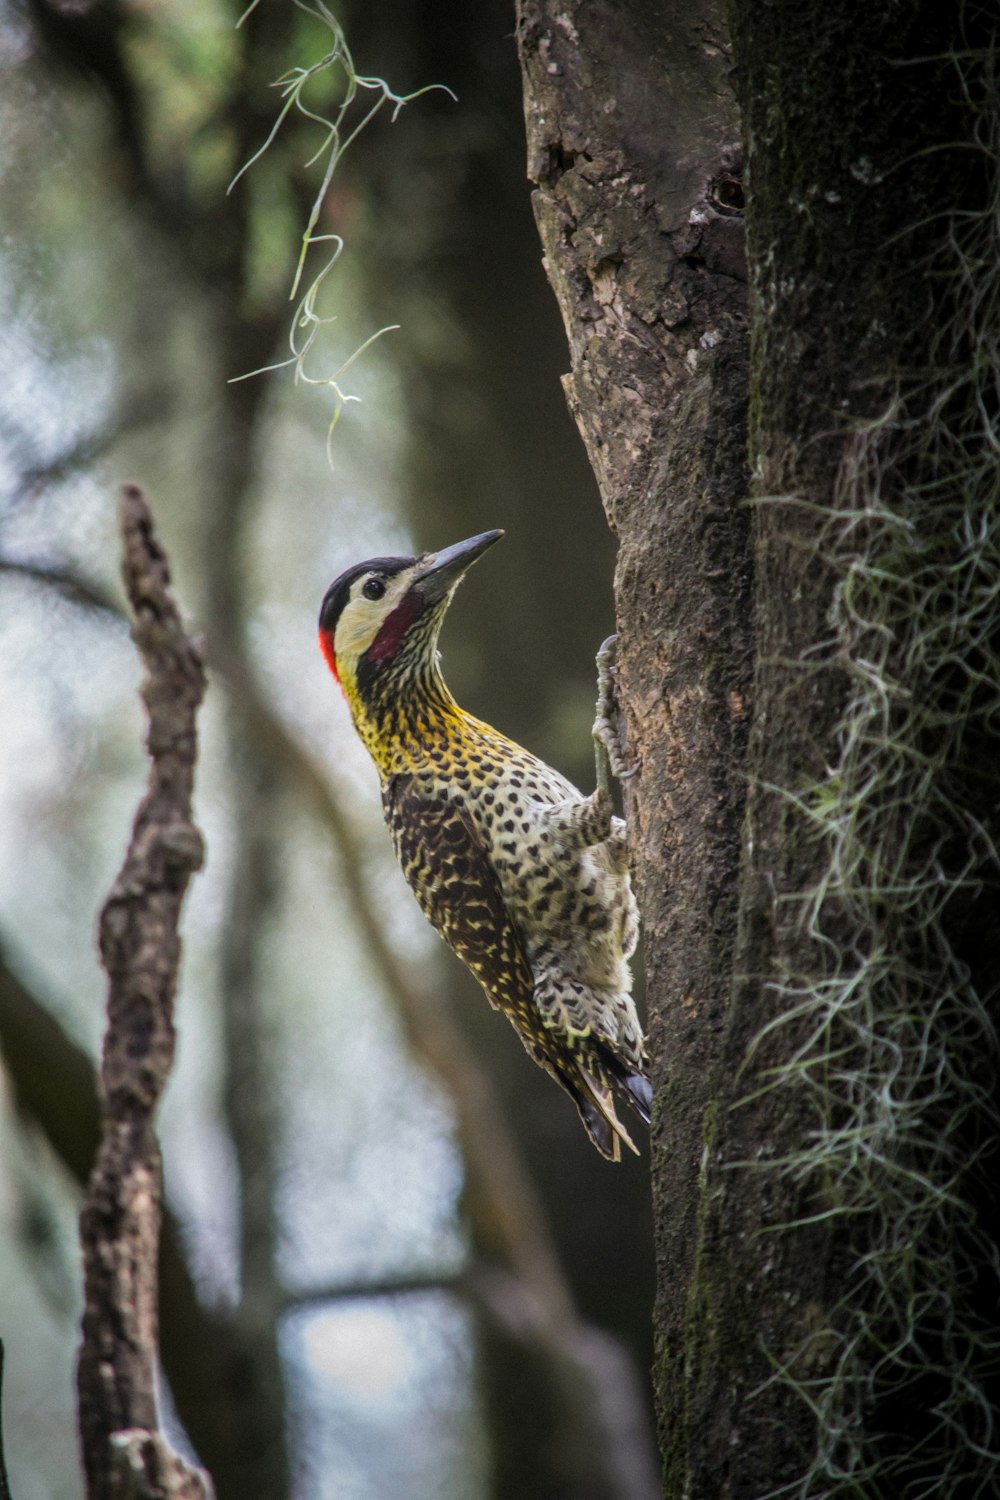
[
  {"left": 383, "top": 774, "right": 539, "bottom": 1031},
  {"left": 383, "top": 773, "right": 640, "bottom": 1161}
]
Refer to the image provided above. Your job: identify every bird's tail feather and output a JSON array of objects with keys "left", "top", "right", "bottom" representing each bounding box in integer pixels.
[
  {"left": 619, "top": 1069, "right": 652, "bottom": 1124},
  {"left": 577, "top": 1070, "right": 639, "bottom": 1160},
  {"left": 595, "top": 1041, "right": 653, "bottom": 1126},
  {"left": 576, "top": 1097, "right": 620, "bottom": 1161}
]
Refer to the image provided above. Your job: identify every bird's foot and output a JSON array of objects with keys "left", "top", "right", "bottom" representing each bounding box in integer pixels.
[{"left": 593, "top": 634, "right": 637, "bottom": 794}]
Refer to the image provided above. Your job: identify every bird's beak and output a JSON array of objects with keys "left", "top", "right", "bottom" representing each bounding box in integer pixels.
[{"left": 415, "top": 529, "right": 504, "bottom": 601}]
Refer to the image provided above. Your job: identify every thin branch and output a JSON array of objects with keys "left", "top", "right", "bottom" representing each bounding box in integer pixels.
[
  {"left": 76, "top": 485, "right": 212, "bottom": 1500},
  {"left": 0, "top": 392, "right": 170, "bottom": 511},
  {"left": 0, "top": 555, "right": 123, "bottom": 617},
  {"left": 281, "top": 1269, "right": 465, "bottom": 1310}
]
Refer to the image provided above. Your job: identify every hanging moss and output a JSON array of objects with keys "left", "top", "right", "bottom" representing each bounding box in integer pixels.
[{"left": 745, "top": 35, "right": 1000, "bottom": 1499}]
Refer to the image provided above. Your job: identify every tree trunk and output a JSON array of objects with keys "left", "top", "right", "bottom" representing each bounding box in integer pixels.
[
  {"left": 516, "top": 0, "right": 751, "bottom": 1482},
  {"left": 521, "top": 0, "right": 1000, "bottom": 1495},
  {"left": 709, "top": 4, "right": 1000, "bottom": 1493}
]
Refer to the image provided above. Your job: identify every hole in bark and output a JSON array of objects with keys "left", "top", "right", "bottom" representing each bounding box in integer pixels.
[
  {"left": 709, "top": 173, "right": 745, "bottom": 216},
  {"left": 551, "top": 144, "right": 593, "bottom": 175}
]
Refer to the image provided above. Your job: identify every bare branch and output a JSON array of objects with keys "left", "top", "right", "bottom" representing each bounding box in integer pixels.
[
  {"left": 0, "top": 555, "right": 124, "bottom": 618},
  {"left": 0, "top": 392, "right": 170, "bottom": 512},
  {"left": 281, "top": 1269, "right": 464, "bottom": 1310},
  {"left": 76, "top": 485, "right": 211, "bottom": 1500},
  {"left": 283, "top": 1261, "right": 658, "bottom": 1500}
]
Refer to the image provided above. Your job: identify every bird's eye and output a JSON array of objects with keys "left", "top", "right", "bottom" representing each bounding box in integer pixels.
[{"left": 362, "top": 576, "right": 386, "bottom": 601}]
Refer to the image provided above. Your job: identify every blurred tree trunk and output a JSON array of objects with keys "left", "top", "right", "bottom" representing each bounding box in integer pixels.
[
  {"left": 23, "top": 6, "right": 297, "bottom": 1496},
  {"left": 343, "top": 5, "right": 656, "bottom": 1497},
  {"left": 520, "top": 1, "right": 1000, "bottom": 1496}
]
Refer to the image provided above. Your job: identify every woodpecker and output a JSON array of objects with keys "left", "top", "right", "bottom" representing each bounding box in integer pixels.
[{"left": 318, "top": 530, "right": 650, "bottom": 1159}]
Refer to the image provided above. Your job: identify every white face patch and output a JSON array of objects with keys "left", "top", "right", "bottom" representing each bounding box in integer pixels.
[{"left": 332, "top": 565, "right": 418, "bottom": 682}]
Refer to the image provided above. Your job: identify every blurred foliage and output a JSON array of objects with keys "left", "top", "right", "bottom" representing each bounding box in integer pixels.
[{"left": 0, "top": 3, "right": 653, "bottom": 1498}]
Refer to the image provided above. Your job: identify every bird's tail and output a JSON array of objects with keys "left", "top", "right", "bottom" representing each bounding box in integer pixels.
[
  {"left": 594, "top": 1039, "right": 653, "bottom": 1126},
  {"left": 617, "top": 1068, "right": 652, "bottom": 1124},
  {"left": 575, "top": 1070, "right": 639, "bottom": 1162}
]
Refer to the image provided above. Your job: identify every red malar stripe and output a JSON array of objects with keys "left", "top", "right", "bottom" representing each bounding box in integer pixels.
[{"left": 318, "top": 628, "right": 340, "bottom": 685}]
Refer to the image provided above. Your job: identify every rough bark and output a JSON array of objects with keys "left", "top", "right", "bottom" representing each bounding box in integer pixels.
[
  {"left": 77, "top": 486, "right": 212, "bottom": 1500},
  {"left": 520, "top": 0, "right": 1000, "bottom": 1494},
  {"left": 516, "top": 0, "right": 752, "bottom": 1489}
]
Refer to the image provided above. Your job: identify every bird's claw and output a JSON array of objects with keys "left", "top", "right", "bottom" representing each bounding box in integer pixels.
[{"left": 593, "top": 633, "right": 636, "bottom": 790}]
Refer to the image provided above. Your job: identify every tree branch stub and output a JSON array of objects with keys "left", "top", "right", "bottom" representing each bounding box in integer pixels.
[{"left": 77, "top": 485, "right": 212, "bottom": 1500}]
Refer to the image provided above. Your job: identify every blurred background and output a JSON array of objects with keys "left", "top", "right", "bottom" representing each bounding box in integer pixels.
[{"left": 0, "top": 2, "right": 655, "bottom": 1497}]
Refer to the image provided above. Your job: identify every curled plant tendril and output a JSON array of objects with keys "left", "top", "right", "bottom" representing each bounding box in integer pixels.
[{"left": 230, "top": 0, "right": 455, "bottom": 457}]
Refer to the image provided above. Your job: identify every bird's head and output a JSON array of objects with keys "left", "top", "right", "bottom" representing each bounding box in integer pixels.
[{"left": 318, "top": 529, "right": 504, "bottom": 719}]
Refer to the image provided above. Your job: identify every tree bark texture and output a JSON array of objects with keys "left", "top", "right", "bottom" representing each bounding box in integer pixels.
[
  {"left": 516, "top": 0, "right": 752, "bottom": 1488},
  {"left": 77, "top": 486, "right": 212, "bottom": 1500}
]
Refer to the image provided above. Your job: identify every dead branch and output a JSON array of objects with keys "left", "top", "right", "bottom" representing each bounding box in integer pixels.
[
  {"left": 76, "top": 485, "right": 212, "bottom": 1500},
  {"left": 0, "top": 554, "right": 123, "bottom": 617},
  {"left": 284, "top": 1261, "right": 659, "bottom": 1500}
]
